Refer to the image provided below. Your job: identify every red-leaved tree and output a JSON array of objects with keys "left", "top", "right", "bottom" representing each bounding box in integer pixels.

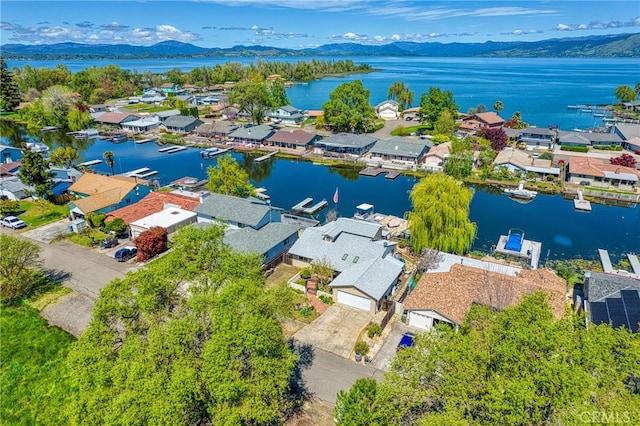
[
  {"left": 610, "top": 153, "right": 637, "bottom": 169},
  {"left": 480, "top": 127, "right": 508, "bottom": 152},
  {"left": 135, "top": 226, "right": 168, "bottom": 261}
]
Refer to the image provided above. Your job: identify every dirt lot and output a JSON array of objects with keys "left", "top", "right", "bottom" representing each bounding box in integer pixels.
[{"left": 286, "top": 400, "right": 335, "bottom": 426}]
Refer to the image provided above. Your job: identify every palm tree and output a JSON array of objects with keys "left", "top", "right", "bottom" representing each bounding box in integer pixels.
[
  {"left": 493, "top": 100, "right": 504, "bottom": 115},
  {"left": 103, "top": 151, "right": 115, "bottom": 175}
]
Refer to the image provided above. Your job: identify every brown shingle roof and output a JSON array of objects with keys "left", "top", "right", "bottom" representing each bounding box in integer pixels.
[
  {"left": 69, "top": 174, "right": 139, "bottom": 213},
  {"left": 106, "top": 191, "right": 200, "bottom": 224},
  {"left": 569, "top": 157, "right": 640, "bottom": 179},
  {"left": 474, "top": 112, "right": 504, "bottom": 125},
  {"left": 404, "top": 264, "right": 566, "bottom": 324},
  {"left": 267, "top": 129, "right": 317, "bottom": 145},
  {"left": 94, "top": 112, "right": 136, "bottom": 124}
]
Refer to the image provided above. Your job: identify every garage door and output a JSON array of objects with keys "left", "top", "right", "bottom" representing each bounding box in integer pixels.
[
  {"left": 337, "top": 291, "right": 371, "bottom": 312},
  {"left": 409, "top": 311, "right": 432, "bottom": 330}
]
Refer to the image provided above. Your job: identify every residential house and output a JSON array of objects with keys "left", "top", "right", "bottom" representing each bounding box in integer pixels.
[
  {"left": 194, "top": 121, "right": 238, "bottom": 139},
  {"left": 492, "top": 148, "right": 560, "bottom": 178},
  {"left": 582, "top": 132, "right": 624, "bottom": 148},
  {"left": 403, "top": 263, "right": 566, "bottom": 331},
  {"left": 94, "top": 112, "right": 140, "bottom": 128},
  {"left": 583, "top": 271, "right": 640, "bottom": 333},
  {"left": 369, "top": 137, "right": 432, "bottom": 166},
  {"left": 129, "top": 207, "right": 197, "bottom": 238},
  {"left": 402, "top": 107, "right": 420, "bottom": 120},
  {"left": 89, "top": 104, "right": 108, "bottom": 113},
  {"left": 0, "top": 144, "right": 23, "bottom": 163},
  {"left": 266, "top": 129, "right": 320, "bottom": 150},
  {"left": 622, "top": 101, "right": 640, "bottom": 112},
  {"left": 153, "top": 110, "right": 181, "bottom": 122},
  {"left": 106, "top": 191, "right": 201, "bottom": 225},
  {"left": 612, "top": 124, "right": 640, "bottom": 152},
  {"left": 375, "top": 100, "right": 400, "bottom": 120},
  {"left": 459, "top": 112, "right": 504, "bottom": 134},
  {"left": 517, "top": 127, "right": 557, "bottom": 149},
  {"left": 288, "top": 217, "right": 404, "bottom": 314},
  {"left": 0, "top": 161, "right": 20, "bottom": 177},
  {"left": 50, "top": 167, "right": 83, "bottom": 196},
  {"left": 270, "top": 105, "right": 305, "bottom": 126},
  {"left": 567, "top": 157, "right": 640, "bottom": 190},
  {"left": 160, "top": 83, "right": 181, "bottom": 94},
  {"left": 161, "top": 116, "right": 203, "bottom": 133},
  {"left": 314, "top": 133, "right": 378, "bottom": 156},
  {"left": 422, "top": 142, "right": 450, "bottom": 172},
  {"left": 68, "top": 173, "right": 153, "bottom": 218},
  {"left": 557, "top": 131, "right": 591, "bottom": 148},
  {"left": 0, "top": 176, "right": 31, "bottom": 200},
  {"left": 229, "top": 124, "right": 275, "bottom": 145},
  {"left": 194, "top": 193, "right": 299, "bottom": 267},
  {"left": 120, "top": 116, "right": 161, "bottom": 134}
]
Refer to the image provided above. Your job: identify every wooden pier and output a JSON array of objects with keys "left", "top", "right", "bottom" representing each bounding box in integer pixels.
[
  {"left": 291, "top": 197, "right": 328, "bottom": 215},
  {"left": 574, "top": 190, "right": 592, "bottom": 211},
  {"left": 134, "top": 138, "right": 154, "bottom": 144},
  {"left": 254, "top": 150, "right": 278, "bottom": 162},
  {"left": 123, "top": 167, "right": 158, "bottom": 179},
  {"left": 78, "top": 159, "right": 103, "bottom": 167},
  {"left": 159, "top": 145, "right": 188, "bottom": 153},
  {"left": 200, "top": 147, "right": 232, "bottom": 158},
  {"left": 628, "top": 253, "right": 640, "bottom": 276},
  {"left": 385, "top": 171, "right": 401, "bottom": 179},
  {"left": 598, "top": 249, "right": 613, "bottom": 273},
  {"left": 158, "top": 146, "right": 175, "bottom": 152},
  {"left": 360, "top": 167, "right": 386, "bottom": 177}
]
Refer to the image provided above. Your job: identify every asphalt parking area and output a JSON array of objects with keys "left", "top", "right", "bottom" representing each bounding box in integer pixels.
[{"left": 293, "top": 303, "right": 373, "bottom": 359}]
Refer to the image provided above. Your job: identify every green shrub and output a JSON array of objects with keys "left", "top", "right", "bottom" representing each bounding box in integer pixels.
[
  {"left": 104, "top": 217, "right": 128, "bottom": 236},
  {"left": 300, "top": 306, "right": 314, "bottom": 317},
  {"left": 592, "top": 144, "right": 623, "bottom": 151},
  {"left": 367, "top": 323, "right": 383, "bottom": 338},
  {"left": 538, "top": 152, "right": 553, "bottom": 160},
  {"left": 85, "top": 212, "right": 106, "bottom": 228},
  {"left": 398, "top": 240, "right": 407, "bottom": 249},
  {"left": 560, "top": 145, "right": 589, "bottom": 153},
  {"left": 354, "top": 340, "right": 369, "bottom": 355},
  {"left": 319, "top": 295, "right": 334, "bottom": 305},
  {"left": 300, "top": 267, "right": 312, "bottom": 280},
  {"left": 392, "top": 126, "right": 411, "bottom": 136},
  {"left": 431, "top": 134, "right": 449, "bottom": 144}
]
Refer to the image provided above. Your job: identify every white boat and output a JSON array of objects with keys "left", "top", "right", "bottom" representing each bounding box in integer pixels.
[
  {"left": 25, "top": 142, "right": 50, "bottom": 154},
  {"left": 504, "top": 182, "right": 537, "bottom": 200}
]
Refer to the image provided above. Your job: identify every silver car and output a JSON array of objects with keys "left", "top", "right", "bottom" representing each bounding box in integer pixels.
[{"left": 1, "top": 215, "right": 26, "bottom": 229}]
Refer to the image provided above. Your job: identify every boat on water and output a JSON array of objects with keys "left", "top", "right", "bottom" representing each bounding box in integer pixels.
[
  {"left": 67, "top": 129, "right": 99, "bottom": 139},
  {"left": 504, "top": 181, "right": 537, "bottom": 200}
]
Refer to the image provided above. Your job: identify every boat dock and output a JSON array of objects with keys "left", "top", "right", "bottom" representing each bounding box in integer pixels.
[
  {"left": 254, "top": 151, "right": 278, "bottom": 162},
  {"left": 628, "top": 253, "right": 640, "bottom": 276},
  {"left": 158, "top": 146, "right": 175, "bottom": 152},
  {"left": 360, "top": 167, "right": 386, "bottom": 177},
  {"left": 598, "top": 249, "right": 614, "bottom": 273},
  {"left": 123, "top": 167, "right": 158, "bottom": 179},
  {"left": 78, "top": 159, "right": 103, "bottom": 167},
  {"left": 291, "top": 197, "right": 328, "bottom": 215},
  {"left": 494, "top": 230, "right": 542, "bottom": 269},
  {"left": 574, "top": 190, "right": 592, "bottom": 211},
  {"left": 200, "top": 147, "right": 232, "bottom": 158},
  {"left": 385, "top": 170, "right": 401, "bottom": 179},
  {"left": 135, "top": 138, "right": 154, "bottom": 144},
  {"left": 167, "top": 146, "right": 188, "bottom": 153}
]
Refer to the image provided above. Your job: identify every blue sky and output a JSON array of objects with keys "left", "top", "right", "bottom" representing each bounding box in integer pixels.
[{"left": 1, "top": 1, "right": 639, "bottom": 48}]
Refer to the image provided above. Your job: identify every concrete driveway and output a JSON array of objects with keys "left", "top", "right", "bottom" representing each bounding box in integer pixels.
[
  {"left": 293, "top": 304, "right": 373, "bottom": 359},
  {"left": 371, "top": 320, "right": 421, "bottom": 371},
  {"left": 21, "top": 219, "right": 71, "bottom": 243}
]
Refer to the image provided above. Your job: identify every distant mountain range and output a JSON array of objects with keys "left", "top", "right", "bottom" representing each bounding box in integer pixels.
[{"left": 2, "top": 33, "right": 639, "bottom": 59}]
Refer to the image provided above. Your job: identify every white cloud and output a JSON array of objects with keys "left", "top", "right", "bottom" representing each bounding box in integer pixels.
[{"left": 555, "top": 17, "right": 640, "bottom": 31}]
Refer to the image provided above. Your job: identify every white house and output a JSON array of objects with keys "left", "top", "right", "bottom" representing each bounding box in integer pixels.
[
  {"left": 375, "top": 100, "right": 400, "bottom": 120},
  {"left": 129, "top": 207, "right": 197, "bottom": 238}
]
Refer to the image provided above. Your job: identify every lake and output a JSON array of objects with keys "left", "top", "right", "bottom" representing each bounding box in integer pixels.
[
  {"left": 7, "top": 56, "right": 640, "bottom": 130},
  {"left": 2, "top": 123, "right": 637, "bottom": 263}
]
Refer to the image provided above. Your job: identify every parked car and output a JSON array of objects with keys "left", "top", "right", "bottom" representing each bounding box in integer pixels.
[
  {"left": 405, "top": 116, "right": 413, "bottom": 121},
  {"left": 397, "top": 332, "right": 415, "bottom": 351},
  {"left": 1, "top": 215, "right": 26, "bottom": 229},
  {"left": 114, "top": 246, "right": 137, "bottom": 262},
  {"left": 100, "top": 236, "right": 119, "bottom": 249}
]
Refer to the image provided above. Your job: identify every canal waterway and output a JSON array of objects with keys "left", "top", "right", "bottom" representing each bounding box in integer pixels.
[{"left": 2, "top": 123, "right": 637, "bottom": 263}]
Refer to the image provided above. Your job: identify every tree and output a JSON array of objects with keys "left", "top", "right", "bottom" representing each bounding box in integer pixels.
[
  {"left": 268, "top": 77, "right": 290, "bottom": 108},
  {"left": 67, "top": 225, "right": 297, "bottom": 425},
  {"left": 480, "top": 127, "right": 508, "bottom": 152},
  {"left": 610, "top": 153, "right": 637, "bottom": 168},
  {"left": 102, "top": 151, "right": 115, "bottom": 175},
  {"left": 0, "top": 235, "right": 45, "bottom": 305},
  {"left": 615, "top": 85, "right": 638, "bottom": 103},
  {"left": 374, "top": 293, "right": 640, "bottom": 425},
  {"left": 418, "top": 87, "right": 458, "bottom": 128},
  {"left": 388, "top": 81, "right": 414, "bottom": 111},
  {"left": 67, "top": 108, "right": 92, "bottom": 131},
  {"left": 335, "top": 378, "right": 378, "bottom": 426},
  {"left": 17, "top": 149, "right": 55, "bottom": 199},
  {"left": 41, "top": 85, "right": 76, "bottom": 128},
  {"left": 433, "top": 108, "right": 456, "bottom": 137},
  {"left": 135, "top": 226, "right": 168, "bottom": 261},
  {"left": 493, "top": 100, "right": 504, "bottom": 115},
  {"left": 228, "top": 80, "right": 272, "bottom": 125},
  {"left": 322, "top": 80, "right": 376, "bottom": 133},
  {"left": 0, "top": 57, "right": 21, "bottom": 111},
  {"left": 416, "top": 248, "right": 445, "bottom": 273},
  {"left": 503, "top": 110, "right": 528, "bottom": 129},
  {"left": 407, "top": 174, "right": 476, "bottom": 254},
  {"left": 207, "top": 154, "right": 255, "bottom": 198},
  {"left": 50, "top": 146, "right": 80, "bottom": 168},
  {"left": 444, "top": 137, "right": 474, "bottom": 180}
]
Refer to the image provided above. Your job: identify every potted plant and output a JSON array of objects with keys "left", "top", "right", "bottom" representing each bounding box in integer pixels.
[{"left": 354, "top": 340, "right": 369, "bottom": 362}]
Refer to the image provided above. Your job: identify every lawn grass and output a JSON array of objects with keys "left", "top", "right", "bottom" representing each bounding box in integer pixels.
[
  {"left": 66, "top": 228, "right": 108, "bottom": 247},
  {"left": 17, "top": 201, "right": 70, "bottom": 228},
  {"left": 390, "top": 124, "right": 429, "bottom": 136},
  {"left": 0, "top": 305, "right": 76, "bottom": 425},
  {"left": 28, "top": 286, "right": 73, "bottom": 311}
]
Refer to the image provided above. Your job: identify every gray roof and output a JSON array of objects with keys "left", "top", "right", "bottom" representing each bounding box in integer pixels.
[
  {"left": 224, "top": 222, "right": 300, "bottom": 257},
  {"left": 154, "top": 109, "right": 181, "bottom": 118},
  {"left": 614, "top": 124, "right": 640, "bottom": 140},
  {"left": 370, "top": 137, "right": 431, "bottom": 158},
  {"left": 0, "top": 176, "right": 32, "bottom": 195},
  {"left": 163, "top": 115, "right": 202, "bottom": 129},
  {"left": 195, "top": 121, "right": 239, "bottom": 136},
  {"left": 276, "top": 105, "right": 301, "bottom": 114},
  {"left": 583, "top": 133, "right": 623, "bottom": 143},
  {"left": 320, "top": 133, "right": 378, "bottom": 148},
  {"left": 330, "top": 255, "right": 404, "bottom": 300},
  {"left": 194, "top": 193, "right": 270, "bottom": 228},
  {"left": 503, "top": 128, "right": 522, "bottom": 138},
  {"left": 521, "top": 127, "right": 555, "bottom": 136},
  {"left": 229, "top": 124, "right": 275, "bottom": 141},
  {"left": 288, "top": 218, "right": 393, "bottom": 273},
  {"left": 558, "top": 132, "right": 590, "bottom": 145},
  {"left": 585, "top": 271, "right": 640, "bottom": 302}
]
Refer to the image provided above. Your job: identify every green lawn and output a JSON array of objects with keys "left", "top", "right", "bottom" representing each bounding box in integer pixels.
[
  {"left": 390, "top": 124, "right": 429, "bottom": 136},
  {"left": 0, "top": 305, "right": 76, "bottom": 424},
  {"left": 17, "top": 202, "right": 70, "bottom": 228},
  {"left": 65, "top": 228, "right": 108, "bottom": 247}
]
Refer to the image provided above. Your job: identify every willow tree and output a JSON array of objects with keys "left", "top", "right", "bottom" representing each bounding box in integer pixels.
[{"left": 407, "top": 174, "right": 476, "bottom": 254}]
